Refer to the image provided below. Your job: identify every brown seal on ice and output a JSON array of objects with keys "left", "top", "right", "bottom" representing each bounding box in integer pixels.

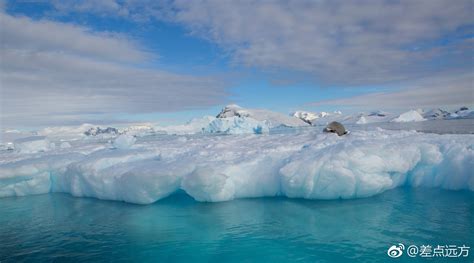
[{"left": 323, "top": 121, "right": 348, "bottom": 136}]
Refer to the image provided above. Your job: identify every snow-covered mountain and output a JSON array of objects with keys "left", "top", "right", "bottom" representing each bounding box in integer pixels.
[
  {"left": 120, "top": 124, "right": 156, "bottom": 136},
  {"left": 2, "top": 106, "right": 472, "bottom": 149},
  {"left": 84, "top": 127, "right": 119, "bottom": 136},
  {"left": 422, "top": 108, "right": 451, "bottom": 120},
  {"left": 292, "top": 110, "right": 344, "bottom": 125},
  {"left": 450, "top": 106, "right": 474, "bottom": 119},
  {"left": 292, "top": 111, "right": 318, "bottom": 125},
  {"left": 217, "top": 104, "right": 308, "bottom": 128},
  {"left": 391, "top": 107, "right": 473, "bottom": 122}
]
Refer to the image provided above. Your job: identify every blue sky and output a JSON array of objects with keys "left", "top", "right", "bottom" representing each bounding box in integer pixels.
[{"left": 1, "top": 0, "right": 473, "bottom": 128}]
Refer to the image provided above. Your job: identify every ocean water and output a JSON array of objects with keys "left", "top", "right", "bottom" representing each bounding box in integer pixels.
[{"left": 0, "top": 188, "right": 472, "bottom": 262}]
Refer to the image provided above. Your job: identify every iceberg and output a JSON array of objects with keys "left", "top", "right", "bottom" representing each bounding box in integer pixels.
[
  {"left": 392, "top": 110, "right": 426, "bottom": 122},
  {"left": 217, "top": 104, "right": 308, "bottom": 128},
  {"left": 203, "top": 116, "right": 269, "bottom": 134},
  {"left": 0, "top": 128, "right": 472, "bottom": 204}
]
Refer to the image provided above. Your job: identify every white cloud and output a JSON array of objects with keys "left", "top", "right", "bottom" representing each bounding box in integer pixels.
[
  {"left": 51, "top": 0, "right": 130, "bottom": 17},
  {"left": 0, "top": 12, "right": 226, "bottom": 127},
  {"left": 168, "top": 0, "right": 473, "bottom": 85},
  {"left": 1, "top": 12, "right": 147, "bottom": 62},
  {"left": 311, "top": 72, "right": 474, "bottom": 110},
  {"left": 42, "top": 1, "right": 473, "bottom": 86}
]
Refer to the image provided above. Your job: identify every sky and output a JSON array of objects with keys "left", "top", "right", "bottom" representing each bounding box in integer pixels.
[{"left": 1, "top": 0, "right": 473, "bottom": 128}]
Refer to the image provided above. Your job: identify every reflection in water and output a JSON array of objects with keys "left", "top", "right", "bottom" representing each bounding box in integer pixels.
[{"left": 0, "top": 188, "right": 473, "bottom": 262}]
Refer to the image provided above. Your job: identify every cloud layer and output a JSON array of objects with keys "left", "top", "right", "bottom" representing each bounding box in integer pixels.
[
  {"left": 169, "top": 0, "right": 473, "bottom": 85},
  {"left": 0, "top": 12, "right": 226, "bottom": 127},
  {"left": 2, "top": 1, "right": 473, "bottom": 127},
  {"left": 45, "top": 0, "right": 473, "bottom": 85},
  {"left": 311, "top": 73, "right": 474, "bottom": 110}
]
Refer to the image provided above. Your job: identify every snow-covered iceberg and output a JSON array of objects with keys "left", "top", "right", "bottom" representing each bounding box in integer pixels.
[
  {"left": 203, "top": 116, "right": 269, "bottom": 134},
  {"left": 392, "top": 110, "right": 426, "bottom": 122},
  {"left": 1, "top": 128, "right": 472, "bottom": 204},
  {"left": 217, "top": 104, "right": 308, "bottom": 128}
]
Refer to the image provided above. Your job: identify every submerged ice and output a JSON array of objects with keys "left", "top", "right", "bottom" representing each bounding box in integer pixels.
[{"left": 0, "top": 128, "right": 473, "bottom": 204}]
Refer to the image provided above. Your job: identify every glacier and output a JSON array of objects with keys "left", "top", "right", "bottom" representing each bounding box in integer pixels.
[{"left": 1, "top": 128, "right": 473, "bottom": 204}]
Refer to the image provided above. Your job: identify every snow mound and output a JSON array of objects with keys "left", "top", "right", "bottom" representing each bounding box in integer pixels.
[
  {"left": 1, "top": 129, "right": 472, "bottom": 204},
  {"left": 113, "top": 134, "right": 136, "bottom": 149},
  {"left": 392, "top": 110, "right": 426, "bottom": 122},
  {"left": 204, "top": 116, "right": 269, "bottom": 134},
  {"left": 217, "top": 104, "right": 308, "bottom": 128},
  {"left": 13, "top": 136, "right": 52, "bottom": 154}
]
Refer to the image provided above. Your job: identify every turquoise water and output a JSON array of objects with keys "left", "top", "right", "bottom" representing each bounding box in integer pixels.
[{"left": 0, "top": 188, "right": 472, "bottom": 262}]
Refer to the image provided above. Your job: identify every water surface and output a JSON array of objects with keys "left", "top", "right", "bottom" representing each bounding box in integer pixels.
[{"left": 1, "top": 188, "right": 472, "bottom": 262}]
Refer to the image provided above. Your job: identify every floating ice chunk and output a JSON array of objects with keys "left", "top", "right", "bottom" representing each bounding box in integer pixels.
[
  {"left": 13, "top": 136, "right": 51, "bottom": 153},
  {"left": 113, "top": 134, "right": 136, "bottom": 149},
  {"left": 392, "top": 110, "right": 426, "bottom": 122},
  {"left": 204, "top": 116, "right": 269, "bottom": 134}
]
